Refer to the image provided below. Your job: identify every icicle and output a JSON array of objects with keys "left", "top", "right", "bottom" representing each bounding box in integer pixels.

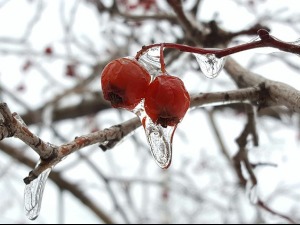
[
  {"left": 194, "top": 53, "right": 226, "bottom": 78},
  {"left": 132, "top": 101, "right": 175, "bottom": 169},
  {"left": 24, "top": 164, "right": 51, "bottom": 220}
]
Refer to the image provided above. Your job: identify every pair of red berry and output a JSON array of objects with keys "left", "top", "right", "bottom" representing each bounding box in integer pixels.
[{"left": 101, "top": 57, "right": 190, "bottom": 127}]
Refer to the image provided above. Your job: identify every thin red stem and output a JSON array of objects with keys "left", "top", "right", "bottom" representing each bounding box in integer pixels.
[{"left": 135, "top": 29, "right": 300, "bottom": 60}]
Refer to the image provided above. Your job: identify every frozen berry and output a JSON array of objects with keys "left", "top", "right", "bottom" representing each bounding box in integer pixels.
[
  {"left": 44, "top": 46, "right": 53, "bottom": 55},
  {"left": 144, "top": 75, "right": 190, "bottom": 128},
  {"left": 101, "top": 57, "right": 151, "bottom": 110}
]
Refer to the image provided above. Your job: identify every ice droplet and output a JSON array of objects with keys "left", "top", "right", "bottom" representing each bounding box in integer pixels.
[
  {"left": 24, "top": 167, "right": 51, "bottom": 220},
  {"left": 194, "top": 53, "right": 226, "bottom": 78},
  {"left": 132, "top": 101, "right": 175, "bottom": 169},
  {"left": 138, "top": 47, "right": 161, "bottom": 77}
]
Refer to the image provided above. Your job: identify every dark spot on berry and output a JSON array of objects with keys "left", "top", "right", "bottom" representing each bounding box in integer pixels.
[
  {"left": 157, "top": 116, "right": 179, "bottom": 128},
  {"left": 108, "top": 92, "right": 123, "bottom": 105}
]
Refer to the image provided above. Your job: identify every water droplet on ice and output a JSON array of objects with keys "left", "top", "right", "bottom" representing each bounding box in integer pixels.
[
  {"left": 194, "top": 53, "right": 226, "bottom": 79},
  {"left": 24, "top": 166, "right": 52, "bottom": 220}
]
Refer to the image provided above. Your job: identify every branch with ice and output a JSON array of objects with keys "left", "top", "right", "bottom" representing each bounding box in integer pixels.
[
  {"left": 0, "top": 77, "right": 298, "bottom": 221},
  {"left": 136, "top": 29, "right": 300, "bottom": 79},
  {"left": 0, "top": 83, "right": 273, "bottom": 179},
  {"left": 0, "top": 85, "right": 263, "bottom": 177},
  {"left": 0, "top": 102, "right": 140, "bottom": 220}
]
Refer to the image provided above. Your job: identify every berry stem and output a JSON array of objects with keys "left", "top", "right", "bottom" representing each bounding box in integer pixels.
[
  {"left": 135, "top": 29, "right": 300, "bottom": 60},
  {"left": 160, "top": 44, "right": 167, "bottom": 74}
]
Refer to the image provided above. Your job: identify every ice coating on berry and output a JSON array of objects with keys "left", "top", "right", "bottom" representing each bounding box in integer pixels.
[
  {"left": 101, "top": 57, "right": 151, "bottom": 110},
  {"left": 144, "top": 75, "right": 190, "bottom": 128}
]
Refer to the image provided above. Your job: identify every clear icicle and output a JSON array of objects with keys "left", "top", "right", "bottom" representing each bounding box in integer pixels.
[
  {"left": 138, "top": 47, "right": 162, "bottom": 77},
  {"left": 194, "top": 53, "right": 226, "bottom": 79},
  {"left": 24, "top": 167, "right": 52, "bottom": 220},
  {"left": 143, "top": 116, "right": 175, "bottom": 169},
  {"left": 133, "top": 101, "right": 175, "bottom": 169}
]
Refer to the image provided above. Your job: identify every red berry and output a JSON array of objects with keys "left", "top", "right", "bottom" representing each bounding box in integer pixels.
[
  {"left": 44, "top": 46, "right": 53, "bottom": 55},
  {"left": 144, "top": 75, "right": 190, "bottom": 128},
  {"left": 65, "top": 64, "right": 76, "bottom": 77},
  {"left": 16, "top": 84, "right": 26, "bottom": 92},
  {"left": 101, "top": 57, "right": 151, "bottom": 110},
  {"left": 22, "top": 60, "right": 32, "bottom": 72}
]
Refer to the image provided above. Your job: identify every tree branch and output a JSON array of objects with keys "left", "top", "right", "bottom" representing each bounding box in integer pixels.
[
  {"left": 257, "top": 199, "right": 297, "bottom": 224},
  {"left": 0, "top": 77, "right": 292, "bottom": 184},
  {"left": 20, "top": 92, "right": 111, "bottom": 126},
  {"left": 0, "top": 84, "right": 271, "bottom": 183},
  {"left": 23, "top": 117, "right": 141, "bottom": 184},
  {"left": 167, "top": 0, "right": 203, "bottom": 42},
  {"left": 0, "top": 103, "right": 57, "bottom": 160},
  {"left": 225, "top": 57, "right": 300, "bottom": 113},
  {"left": 233, "top": 104, "right": 258, "bottom": 187}
]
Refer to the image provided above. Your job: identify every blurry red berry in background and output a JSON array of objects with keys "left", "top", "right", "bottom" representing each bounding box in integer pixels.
[
  {"left": 119, "top": 0, "right": 157, "bottom": 11},
  {"left": 22, "top": 60, "right": 32, "bottom": 72},
  {"left": 144, "top": 75, "right": 190, "bottom": 128},
  {"left": 139, "top": 0, "right": 156, "bottom": 10},
  {"left": 65, "top": 64, "right": 76, "bottom": 77},
  {"left": 101, "top": 57, "right": 151, "bottom": 110},
  {"left": 44, "top": 46, "right": 53, "bottom": 55},
  {"left": 16, "top": 84, "right": 26, "bottom": 92}
]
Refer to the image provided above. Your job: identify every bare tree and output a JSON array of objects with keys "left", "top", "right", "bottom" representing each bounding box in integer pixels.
[{"left": 0, "top": 0, "right": 300, "bottom": 223}]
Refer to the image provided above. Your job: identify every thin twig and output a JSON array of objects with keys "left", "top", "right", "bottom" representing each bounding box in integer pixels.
[
  {"left": 77, "top": 151, "right": 131, "bottom": 223},
  {"left": 234, "top": 104, "right": 258, "bottom": 187},
  {"left": 257, "top": 199, "right": 297, "bottom": 224},
  {"left": 135, "top": 30, "right": 300, "bottom": 60},
  {"left": 207, "top": 110, "right": 231, "bottom": 161}
]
